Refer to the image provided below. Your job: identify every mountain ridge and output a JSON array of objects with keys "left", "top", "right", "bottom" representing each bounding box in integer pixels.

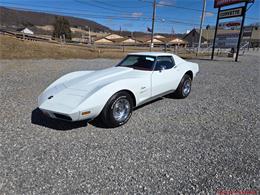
[{"left": 0, "top": 6, "right": 110, "bottom": 32}]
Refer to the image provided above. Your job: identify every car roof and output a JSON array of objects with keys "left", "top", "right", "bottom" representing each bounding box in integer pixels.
[
  {"left": 128, "top": 52, "right": 187, "bottom": 64},
  {"left": 128, "top": 52, "right": 174, "bottom": 57}
]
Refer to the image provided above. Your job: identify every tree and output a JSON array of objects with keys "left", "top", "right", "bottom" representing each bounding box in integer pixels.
[{"left": 52, "top": 16, "right": 72, "bottom": 40}]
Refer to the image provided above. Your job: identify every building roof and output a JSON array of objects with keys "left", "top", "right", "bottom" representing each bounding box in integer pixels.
[
  {"left": 110, "top": 37, "right": 136, "bottom": 43},
  {"left": 104, "top": 33, "right": 124, "bottom": 39},
  {"left": 94, "top": 37, "right": 113, "bottom": 43},
  {"left": 168, "top": 37, "right": 187, "bottom": 44},
  {"left": 16, "top": 27, "right": 33, "bottom": 32},
  {"left": 122, "top": 38, "right": 137, "bottom": 43},
  {"left": 154, "top": 35, "right": 166, "bottom": 39},
  {"left": 251, "top": 28, "right": 260, "bottom": 40}
]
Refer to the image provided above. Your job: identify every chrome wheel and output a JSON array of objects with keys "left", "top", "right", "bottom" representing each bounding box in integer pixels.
[
  {"left": 182, "top": 79, "right": 191, "bottom": 96},
  {"left": 112, "top": 98, "right": 130, "bottom": 122}
]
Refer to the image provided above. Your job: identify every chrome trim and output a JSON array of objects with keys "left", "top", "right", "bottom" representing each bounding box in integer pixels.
[
  {"left": 112, "top": 98, "right": 131, "bottom": 122},
  {"left": 137, "top": 90, "right": 174, "bottom": 107}
]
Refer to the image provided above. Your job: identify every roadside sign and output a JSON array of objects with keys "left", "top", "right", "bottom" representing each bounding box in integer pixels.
[
  {"left": 218, "top": 20, "right": 241, "bottom": 29},
  {"left": 243, "top": 26, "right": 253, "bottom": 38},
  {"left": 219, "top": 7, "right": 244, "bottom": 19},
  {"left": 216, "top": 33, "right": 240, "bottom": 48},
  {"left": 211, "top": 0, "right": 254, "bottom": 61},
  {"left": 214, "top": 0, "right": 253, "bottom": 8}
]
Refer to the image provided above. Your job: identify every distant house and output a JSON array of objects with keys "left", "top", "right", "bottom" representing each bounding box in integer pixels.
[
  {"left": 183, "top": 29, "right": 207, "bottom": 47},
  {"left": 121, "top": 38, "right": 137, "bottom": 44},
  {"left": 94, "top": 37, "right": 113, "bottom": 44},
  {"left": 146, "top": 38, "right": 163, "bottom": 44},
  {"left": 94, "top": 34, "right": 140, "bottom": 45},
  {"left": 249, "top": 27, "right": 260, "bottom": 48},
  {"left": 168, "top": 37, "right": 187, "bottom": 46},
  {"left": 154, "top": 34, "right": 166, "bottom": 39},
  {"left": 104, "top": 33, "right": 124, "bottom": 40},
  {"left": 17, "top": 27, "right": 34, "bottom": 35},
  {"left": 134, "top": 36, "right": 166, "bottom": 45},
  {"left": 111, "top": 37, "right": 139, "bottom": 45},
  {"left": 183, "top": 27, "right": 260, "bottom": 47}
]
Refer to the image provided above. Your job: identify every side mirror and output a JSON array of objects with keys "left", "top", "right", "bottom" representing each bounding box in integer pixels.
[{"left": 159, "top": 65, "right": 166, "bottom": 72}]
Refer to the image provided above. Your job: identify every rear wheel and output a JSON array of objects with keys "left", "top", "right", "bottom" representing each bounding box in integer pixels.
[
  {"left": 174, "top": 74, "right": 192, "bottom": 98},
  {"left": 100, "top": 91, "right": 133, "bottom": 127}
]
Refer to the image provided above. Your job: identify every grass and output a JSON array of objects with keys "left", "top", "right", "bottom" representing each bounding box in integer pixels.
[
  {"left": 0, "top": 35, "right": 203, "bottom": 59},
  {"left": 0, "top": 35, "right": 102, "bottom": 59}
]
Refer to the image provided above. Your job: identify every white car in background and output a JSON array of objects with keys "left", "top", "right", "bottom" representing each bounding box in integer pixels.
[{"left": 38, "top": 52, "right": 199, "bottom": 127}]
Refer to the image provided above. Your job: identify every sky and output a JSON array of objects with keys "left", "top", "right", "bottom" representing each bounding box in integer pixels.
[{"left": 0, "top": 0, "right": 259, "bottom": 33}]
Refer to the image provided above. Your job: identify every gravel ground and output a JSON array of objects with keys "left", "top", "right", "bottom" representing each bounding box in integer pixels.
[{"left": 0, "top": 53, "right": 259, "bottom": 194}]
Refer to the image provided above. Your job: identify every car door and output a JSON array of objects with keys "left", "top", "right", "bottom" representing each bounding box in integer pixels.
[{"left": 151, "top": 56, "right": 180, "bottom": 96}]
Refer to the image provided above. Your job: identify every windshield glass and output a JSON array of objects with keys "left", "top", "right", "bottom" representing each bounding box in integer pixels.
[{"left": 117, "top": 55, "right": 156, "bottom": 71}]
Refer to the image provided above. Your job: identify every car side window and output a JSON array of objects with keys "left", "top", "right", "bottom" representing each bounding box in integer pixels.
[{"left": 155, "top": 56, "right": 175, "bottom": 70}]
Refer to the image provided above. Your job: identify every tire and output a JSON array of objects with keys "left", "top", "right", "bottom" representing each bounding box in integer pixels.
[
  {"left": 100, "top": 91, "right": 133, "bottom": 128},
  {"left": 174, "top": 74, "right": 192, "bottom": 98}
]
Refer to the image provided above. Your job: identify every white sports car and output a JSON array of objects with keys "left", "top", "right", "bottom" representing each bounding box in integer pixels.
[{"left": 38, "top": 52, "right": 199, "bottom": 127}]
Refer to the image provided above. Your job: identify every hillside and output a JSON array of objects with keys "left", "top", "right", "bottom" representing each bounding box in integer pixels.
[{"left": 0, "top": 6, "right": 110, "bottom": 32}]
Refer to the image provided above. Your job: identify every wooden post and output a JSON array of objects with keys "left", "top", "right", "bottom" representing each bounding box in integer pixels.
[{"left": 150, "top": 0, "right": 156, "bottom": 51}]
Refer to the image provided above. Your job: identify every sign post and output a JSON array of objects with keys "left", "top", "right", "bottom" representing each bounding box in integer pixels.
[
  {"left": 211, "top": 7, "right": 220, "bottom": 60},
  {"left": 235, "top": 2, "right": 247, "bottom": 61}
]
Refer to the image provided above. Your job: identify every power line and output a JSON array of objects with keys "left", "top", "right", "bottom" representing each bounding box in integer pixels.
[
  {"left": 140, "top": 0, "right": 214, "bottom": 13},
  {"left": 0, "top": 1, "right": 140, "bottom": 16},
  {"left": 1, "top": 3, "right": 215, "bottom": 27},
  {"left": 141, "top": 0, "right": 259, "bottom": 20},
  {"left": 74, "top": 0, "right": 136, "bottom": 14},
  {"left": 93, "top": 0, "right": 150, "bottom": 9},
  {"left": 1, "top": 1, "right": 258, "bottom": 24}
]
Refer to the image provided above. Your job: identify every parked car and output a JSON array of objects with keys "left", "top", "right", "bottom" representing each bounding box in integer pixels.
[{"left": 38, "top": 52, "right": 199, "bottom": 127}]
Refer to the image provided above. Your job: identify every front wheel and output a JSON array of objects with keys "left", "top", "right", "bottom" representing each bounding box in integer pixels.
[
  {"left": 174, "top": 74, "right": 192, "bottom": 98},
  {"left": 100, "top": 91, "right": 133, "bottom": 128}
]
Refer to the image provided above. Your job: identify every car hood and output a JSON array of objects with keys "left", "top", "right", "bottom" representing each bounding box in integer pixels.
[
  {"left": 39, "top": 67, "right": 149, "bottom": 113},
  {"left": 63, "top": 66, "right": 134, "bottom": 90}
]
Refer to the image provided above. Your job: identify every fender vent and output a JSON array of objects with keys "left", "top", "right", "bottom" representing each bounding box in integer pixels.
[{"left": 53, "top": 113, "right": 72, "bottom": 121}]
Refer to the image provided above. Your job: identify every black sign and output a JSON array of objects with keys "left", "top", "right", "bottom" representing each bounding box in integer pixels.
[{"left": 214, "top": 0, "right": 253, "bottom": 8}]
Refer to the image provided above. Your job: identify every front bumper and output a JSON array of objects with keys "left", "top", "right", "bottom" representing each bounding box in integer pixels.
[{"left": 40, "top": 108, "right": 80, "bottom": 121}]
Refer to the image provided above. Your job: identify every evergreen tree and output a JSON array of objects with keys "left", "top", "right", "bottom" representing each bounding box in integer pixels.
[{"left": 52, "top": 17, "right": 72, "bottom": 40}]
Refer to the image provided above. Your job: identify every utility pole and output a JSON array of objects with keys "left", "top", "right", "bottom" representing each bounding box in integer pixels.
[
  {"left": 150, "top": 0, "right": 156, "bottom": 51},
  {"left": 197, "top": 0, "right": 206, "bottom": 54}
]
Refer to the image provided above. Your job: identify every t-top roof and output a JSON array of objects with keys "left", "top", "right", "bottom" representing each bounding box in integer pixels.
[
  {"left": 128, "top": 52, "right": 186, "bottom": 64},
  {"left": 128, "top": 52, "right": 174, "bottom": 57}
]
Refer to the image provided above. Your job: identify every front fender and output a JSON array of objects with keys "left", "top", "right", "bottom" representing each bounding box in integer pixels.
[{"left": 75, "top": 78, "right": 143, "bottom": 119}]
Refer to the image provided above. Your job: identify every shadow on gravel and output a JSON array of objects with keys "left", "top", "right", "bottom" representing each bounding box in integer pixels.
[
  {"left": 31, "top": 108, "right": 88, "bottom": 131},
  {"left": 32, "top": 96, "right": 178, "bottom": 130},
  {"left": 89, "top": 97, "right": 165, "bottom": 128},
  {"left": 193, "top": 57, "right": 236, "bottom": 62}
]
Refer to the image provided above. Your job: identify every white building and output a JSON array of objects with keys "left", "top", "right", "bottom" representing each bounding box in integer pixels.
[{"left": 19, "top": 27, "right": 34, "bottom": 35}]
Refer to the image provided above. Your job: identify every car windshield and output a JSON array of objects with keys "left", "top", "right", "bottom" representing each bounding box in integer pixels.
[{"left": 117, "top": 55, "right": 156, "bottom": 71}]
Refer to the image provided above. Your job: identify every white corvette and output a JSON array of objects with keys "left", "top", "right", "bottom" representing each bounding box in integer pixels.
[{"left": 38, "top": 52, "right": 199, "bottom": 127}]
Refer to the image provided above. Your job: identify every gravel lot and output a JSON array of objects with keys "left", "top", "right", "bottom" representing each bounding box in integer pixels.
[{"left": 0, "top": 53, "right": 259, "bottom": 194}]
